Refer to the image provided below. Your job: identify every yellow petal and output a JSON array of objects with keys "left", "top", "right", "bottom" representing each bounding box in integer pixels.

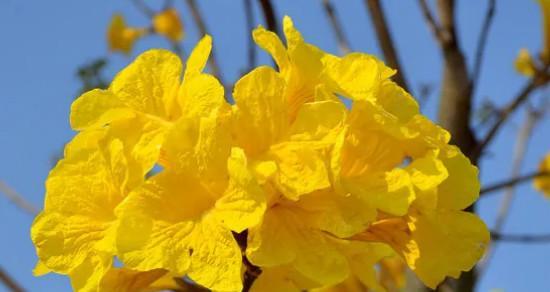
[
  {"left": 377, "top": 80, "right": 419, "bottom": 122},
  {"left": 295, "top": 190, "right": 376, "bottom": 238},
  {"left": 69, "top": 254, "right": 112, "bottom": 292},
  {"left": 269, "top": 142, "right": 331, "bottom": 200},
  {"left": 253, "top": 25, "right": 290, "bottom": 71},
  {"left": 402, "top": 211, "right": 489, "bottom": 288},
  {"left": 289, "top": 100, "right": 347, "bottom": 142},
  {"left": 514, "top": 48, "right": 537, "bottom": 77},
  {"left": 179, "top": 73, "right": 226, "bottom": 121},
  {"left": 406, "top": 155, "right": 448, "bottom": 192},
  {"left": 153, "top": 8, "right": 184, "bottom": 42},
  {"left": 110, "top": 49, "right": 182, "bottom": 120},
  {"left": 70, "top": 89, "right": 135, "bottom": 130},
  {"left": 534, "top": 153, "right": 550, "bottom": 196},
  {"left": 215, "top": 147, "right": 266, "bottom": 232},
  {"left": 99, "top": 268, "right": 168, "bottom": 292},
  {"left": 31, "top": 212, "right": 116, "bottom": 274},
  {"left": 437, "top": 146, "right": 480, "bottom": 210},
  {"left": 232, "top": 66, "right": 288, "bottom": 156},
  {"left": 184, "top": 35, "right": 212, "bottom": 81}
]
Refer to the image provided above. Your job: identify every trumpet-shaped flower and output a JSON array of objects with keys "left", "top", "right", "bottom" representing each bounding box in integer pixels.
[
  {"left": 153, "top": 8, "right": 184, "bottom": 42},
  {"left": 71, "top": 36, "right": 225, "bottom": 173},
  {"left": 107, "top": 14, "right": 147, "bottom": 54},
  {"left": 30, "top": 126, "right": 149, "bottom": 291},
  {"left": 115, "top": 113, "right": 265, "bottom": 291}
]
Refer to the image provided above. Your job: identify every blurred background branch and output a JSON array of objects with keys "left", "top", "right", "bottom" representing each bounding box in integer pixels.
[{"left": 0, "top": 180, "right": 38, "bottom": 216}]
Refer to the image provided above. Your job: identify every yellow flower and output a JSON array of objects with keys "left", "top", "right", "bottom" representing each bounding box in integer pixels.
[
  {"left": 71, "top": 36, "right": 225, "bottom": 172},
  {"left": 107, "top": 14, "right": 146, "bottom": 54},
  {"left": 534, "top": 153, "right": 550, "bottom": 196},
  {"left": 115, "top": 139, "right": 265, "bottom": 291},
  {"left": 153, "top": 8, "right": 184, "bottom": 42},
  {"left": 30, "top": 127, "right": 149, "bottom": 291},
  {"left": 514, "top": 48, "right": 537, "bottom": 77}
]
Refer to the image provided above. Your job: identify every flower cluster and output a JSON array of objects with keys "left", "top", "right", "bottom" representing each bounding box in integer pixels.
[
  {"left": 108, "top": 8, "right": 184, "bottom": 54},
  {"left": 31, "top": 16, "right": 489, "bottom": 292}
]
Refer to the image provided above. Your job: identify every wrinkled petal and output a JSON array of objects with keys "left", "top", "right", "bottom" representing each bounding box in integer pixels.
[
  {"left": 215, "top": 148, "right": 266, "bottom": 232},
  {"left": 232, "top": 66, "right": 288, "bottom": 156}
]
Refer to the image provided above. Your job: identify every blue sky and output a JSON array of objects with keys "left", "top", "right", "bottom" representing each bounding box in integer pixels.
[{"left": 0, "top": 0, "right": 549, "bottom": 291}]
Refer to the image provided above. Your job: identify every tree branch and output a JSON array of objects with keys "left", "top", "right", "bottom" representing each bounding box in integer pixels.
[
  {"left": 364, "top": 0, "right": 409, "bottom": 91},
  {"left": 184, "top": 0, "right": 224, "bottom": 84},
  {"left": 0, "top": 180, "right": 38, "bottom": 216},
  {"left": 417, "top": 0, "right": 444, "bottom": 44},
  {"left": 470, "top": 0, "right": 496, "bottom": 95},
  {"left": 0, "top": 266, "right": 24, "bottom": 292},
  {"left": 258, "top": 0, "right": 279, "bottom": 36},
  {"left": 244, "top": 0, "right": 257, "bottom": 72},
  {"left": 480, "top": 171, "right": 549, "bottom": 196},
  {"left": 491, "top": 232, "right": 550, "bottom": 243},
  {"left": 471, "top": 78, "right": 544, "bottom": 161},
  {"left": 322, "top": 0, "right": 351, "bottom": 54},
  {"left": 233, "top": 231, "right": 261, "bottom": 292},
  {"left": 131, "top": 0, "right": 155, "bottom": 17}
]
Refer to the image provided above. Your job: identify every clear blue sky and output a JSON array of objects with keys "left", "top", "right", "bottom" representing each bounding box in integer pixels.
[{"left": 1, "top": 0, "right": 549, "bottom": 291}]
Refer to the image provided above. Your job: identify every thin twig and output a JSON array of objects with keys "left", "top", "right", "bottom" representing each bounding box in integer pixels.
[
  {"left": 131, "top": 0, "right": 155, "bottom": 17},
  {"left": 417, "top": 0, "right": 444, "bottom": 43},
  {"left": 479, "top": 107, "right": 543, "bottom": 276},
  {"left": 184, "top": 0, "right": 224, "bottom": 84},
  {"left": 0, "top": 180, "right": 38, "bottom": 216},
  {"left": 258, "top": 0, "right": 279, "bottom": 36},
  {"left": 322, "top": 0, "right": 351, "bottom": 54},
  {"left": 0, "top": 266, "right": 24, "bottom": 292},
  {"left": 364, "top": 0, "right": 409, "bottom": 91},
  {"left": 232, "top": 231, "right": 261, "bottom": 292},
  {"left": 480, "top": 171, "right": 549, "bottom": 196},
  {"left": 491, "top": 232, "right": 550, "bottom": 243},
  {"left": 471, "top": 78, "right": 541, "bottom": 160},
  {"left": 470, "top": 0, "right": 496, "bottom": 95},
  {"left": 244, "top": 0, "right": 257, "bottom": 71}
]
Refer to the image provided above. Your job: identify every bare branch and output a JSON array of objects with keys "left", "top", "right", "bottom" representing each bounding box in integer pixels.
[
  {"left": 0, "top": 180, "right": 38, "bottom": 216},
  {"left": 470, "top": 0, "right": 496, "bottom": 94},
  {"left": 364, "top": 0, "right": 409, "bottom": 91},
  {"left": 471, "top": 78, "right": 544, "bottom": 161},
  {"left": 0, "top": 266, "right": 24, "bottom": 292},
  {"left": 491, "top": 232, "right": 550, "bottom": 243},
  {"left": 184, "top": 0, "right": 224, "bottom": 84},
  {"left": 244, "top": 0, "right": 257, "bottom": 71},
  {"left": 131, "top": 0, "right": 155, "bottom": 17},
  {"left": 322, "top": 0, "right": 351, "bottom": 54},
  {"left": 258, "top": 0, "right": 279, "bottom": 36},
  {"left": 479, "top": 106, "right": 543, "bottom": 277},
  {"left": 417, "top": 0, "right": 444, "bottom": 43},
  {"left": 480, "top": 171, "right": 549, "bottom": 196}
]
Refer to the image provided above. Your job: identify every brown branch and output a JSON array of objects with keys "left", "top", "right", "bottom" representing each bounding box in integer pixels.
[
  {"left": 470, "top": 0, "right": 496, "bottom": 94},
  {"left": 244, "top": 0, "right": 257, "bottom": 71},
  {"left": 322, "top": 0, "right": 351, "bottom": 54},
  {"left": 258, "top": 0, "right": 279, "bottom": 36},
  {"left": 232, "top": 231, "right": 261, "bottom": 292},
  {"left": 184, "top": 0, "right": 224, "bottom": 84},
  {"left": 417, "top": 0, "right": 444, "bottom": 43},
  {"left": 491, "top": 232, "right": 550, "bottom": 243},
  {"left": 480, "top": 171, "right": 549, "bottom": 196},
  {"left": 0, "top": 266, "right": 24, "bottom": 292},
  {"left": 131, "top": 0, "right": 155, "bottom": 17},
  {"left": 364, "top": 0, "right": 409, "bottom": 92},
  {"left": 471, "top": 78, "right": 543, "bottom": 161},
  {"left": 0, "top": 180, "right": 38, "bottom": 216},
  {"left": 478, "top": 106, "right": 543, "bottom": 279}
]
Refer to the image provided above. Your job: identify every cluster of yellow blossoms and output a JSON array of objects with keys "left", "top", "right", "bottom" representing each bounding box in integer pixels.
[
  {"left": 108, "top": 8, "right": 183, "bottom": 54},
  {"left": 31, "top": 17, "right": 489, "bottom": 292}
]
